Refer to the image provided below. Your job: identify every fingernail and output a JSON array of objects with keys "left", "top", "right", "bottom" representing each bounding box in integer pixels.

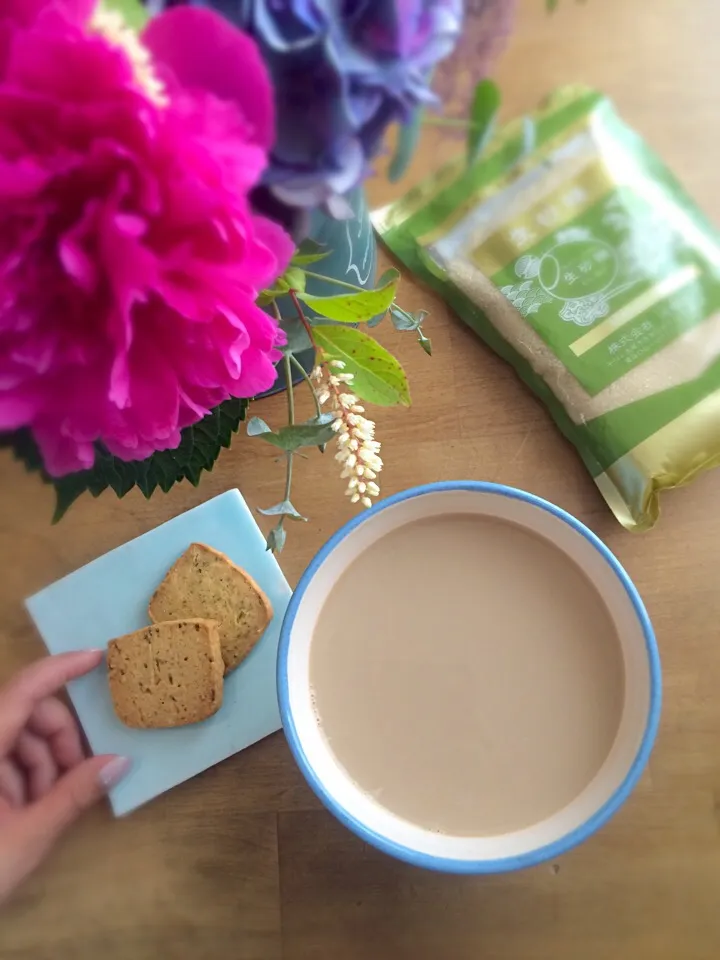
[{"left": 99, "top": 756, "right": 131, "bottom": 790}]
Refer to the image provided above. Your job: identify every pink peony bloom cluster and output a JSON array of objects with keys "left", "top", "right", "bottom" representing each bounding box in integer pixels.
[{"left": 0, "top": 0, "right": 293, "bottom": 475}]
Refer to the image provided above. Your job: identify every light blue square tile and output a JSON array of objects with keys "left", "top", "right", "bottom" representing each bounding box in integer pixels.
[{"left": 25, "top": 490, "right": 292, "bottom": 816}]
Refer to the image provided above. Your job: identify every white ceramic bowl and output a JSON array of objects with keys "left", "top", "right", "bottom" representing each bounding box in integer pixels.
[{"left": 278, "top": 482, "right": 661, "bottom": 873}]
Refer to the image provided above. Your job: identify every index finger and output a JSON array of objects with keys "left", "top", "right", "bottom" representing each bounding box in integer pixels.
[{"left": 0, "top": 651, "right": 103, "bottom": 756}]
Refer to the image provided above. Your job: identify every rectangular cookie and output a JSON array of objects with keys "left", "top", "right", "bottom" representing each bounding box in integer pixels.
[
  {"left": 148, "top": 543, "right": 273, "bottom": 674},
  {"left": 107, "top": 619, "right": 224, "bottom": 729}
]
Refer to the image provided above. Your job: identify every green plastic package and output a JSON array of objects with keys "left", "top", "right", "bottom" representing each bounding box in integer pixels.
[{"left": 373, "top": 86, "right": 720, "bottom": 530}]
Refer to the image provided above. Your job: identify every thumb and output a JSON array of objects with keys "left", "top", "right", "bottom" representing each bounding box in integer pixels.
[{"left": 10, "top": 756, "right": 130, "bottom": 886}]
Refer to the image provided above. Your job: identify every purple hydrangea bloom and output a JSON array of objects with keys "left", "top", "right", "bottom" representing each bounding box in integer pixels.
[{"left": 177, "top": 0, "right": 463, "bottom": 209}]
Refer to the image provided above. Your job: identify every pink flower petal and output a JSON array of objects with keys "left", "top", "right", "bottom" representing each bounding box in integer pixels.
[
  {"left": 0, "top": 156, "right": 50, "bottom": 198},
  {"left": 0, "top": 390, "right": 40, "bottom": 428},
  {"left": 228, "top": 344, "right": 279, "bottom": 398},
  {"left": 0, "top": 1, "right": 289, "bottom": 478},
  {"left": 143, "top": 7, "right": 275, "bottom": 150},
  {"left": 248, "top": 214, "right": 296, "bottom": 290},
  {"left": 34, "top": 420, "right": 95, "bottom": 476},
  {"left": 1, "top": 0, "right": 94, "bottom": 30}
]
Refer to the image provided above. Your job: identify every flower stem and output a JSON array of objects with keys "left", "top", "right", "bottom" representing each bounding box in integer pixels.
[
  {"left": 289, "top": 353, "right": 322, "bottom": 418},
  {"left": 289, "top": 289, "right": 317, "bottom": 347},
  {"left": 302, "top": 271, "right": 366, "bottom": 293},
  {"left": 283, "top": 352, "right": 294, "bottom": 504}
]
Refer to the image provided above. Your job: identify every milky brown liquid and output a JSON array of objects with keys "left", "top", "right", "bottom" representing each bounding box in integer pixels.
[{"left": 310, "top": 515, "right": 625, "bottom": 836}]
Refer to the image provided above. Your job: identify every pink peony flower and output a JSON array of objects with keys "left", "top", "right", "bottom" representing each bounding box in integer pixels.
[{"left": 0, "top": 0, "right": 294, "bottom": 475}]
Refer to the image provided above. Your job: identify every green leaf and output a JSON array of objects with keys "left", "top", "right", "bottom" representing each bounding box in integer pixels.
[
  {"left": 467, "top": 79, "right": 501, "bottom": 167},
  {"left": 546, "top": 0, "right": 559, "bottom": 10},
  {"left": 418, "top": 329, "right": 433, "bottom": 356},
  {"left": 266, "top": 522, "right": 287, "bottom": 554},
  {"left": 257, "top": 500, "right": 307, "bottom": 522},
  {"left": 283, "top": 266, "right": 306, "bottom": 293},
  {"left": 292, "top": 239, "right": 330, "bottom": 266},
  {"left": 299, "top": 273, "right": 399, "bottom": 324},
  {"left": 1, "top": 397, "right": 249, "bottom": 520},
  {"left": 103, "top": 0, "right": 149, "bottom": 31},
  {"left": 387, "top": 305, "right": 433, "bottom": 356},
  {"left": 389, "top": 108, "right": 423, "bottom": 182},
  {"left": 273, "top": 417, "right": 337, "bottom": 451},
  {"left": 376, "top": 267, "right": 401, "bottom": 288},
  {"left": 278, "top": 312, "right": 312, "bottom": 354},
  {"left": 313, "top": 325, "right": 411, "bottom": 407},
  {"left": 389, "top": 305, "right": 429, "bottom": 332},
  {"left": 247, "top": 414, "right": 336, "bottom": 452},
  {"left": 247, "top": 416, "right": 273, "bottom": 438}
]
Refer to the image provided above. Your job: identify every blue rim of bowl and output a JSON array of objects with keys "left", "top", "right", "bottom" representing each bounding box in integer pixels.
[{"left": 277, "top": 481, "right": 662, "bottom": 874}]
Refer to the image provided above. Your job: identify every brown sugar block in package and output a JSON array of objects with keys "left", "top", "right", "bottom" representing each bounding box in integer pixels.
[{"left": 373, "top": 86, "right": 720, "bottom": 530}]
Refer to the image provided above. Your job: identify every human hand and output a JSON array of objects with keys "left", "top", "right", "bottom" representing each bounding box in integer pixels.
[{"left": 0, "top": 651, "right": 129, "bottom": 903}]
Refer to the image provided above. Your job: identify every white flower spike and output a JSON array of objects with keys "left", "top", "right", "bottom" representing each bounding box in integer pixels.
[{"left": 315, "top": 365, "right": 382, "bottom": 508}]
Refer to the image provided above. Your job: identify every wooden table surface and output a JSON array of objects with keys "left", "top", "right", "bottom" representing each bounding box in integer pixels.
[{"left": 3, "top": 0, "right": 720, "bottom": 956}]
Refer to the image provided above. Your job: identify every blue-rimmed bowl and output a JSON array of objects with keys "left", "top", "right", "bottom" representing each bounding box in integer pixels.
[{"left": 278, "top": 482, "right": 661, "bottom": 873}]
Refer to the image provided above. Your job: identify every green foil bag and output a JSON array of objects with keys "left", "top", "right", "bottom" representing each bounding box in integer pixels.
[{"left": 373, "top": 86, "right": 720, "bottom": 530}]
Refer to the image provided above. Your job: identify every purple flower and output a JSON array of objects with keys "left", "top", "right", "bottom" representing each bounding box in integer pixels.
[{"left": 171, "top": 0, "right": 463, "bottom": 208}]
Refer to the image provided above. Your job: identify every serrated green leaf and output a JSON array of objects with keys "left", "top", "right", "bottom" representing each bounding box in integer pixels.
[
  {"left": 299, "top": 274, "right": 398, "bottom": 324},
  {"left": 1, "top": 396, "right": 249, "bottom": 520},
  {"left": 389, "top": 108, "right": 424, "bottom": 182},
  {"left": 104, "top": 0, "right": 149, "bottom": 31},
  {"left": 313, "top": 326, "right": 411, "bottom": 407},
  {"left": 467, "top": 79, "right": 501, "bottom": 167},
  {"left": 50, "top": 475, "right": 99, "bottom": 523},
  {"left": 257, "top": 500, "right": 307, "bottom": 522}
]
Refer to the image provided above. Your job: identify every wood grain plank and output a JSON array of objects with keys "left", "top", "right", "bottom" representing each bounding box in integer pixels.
[{"left": 3, "top": 0, "right": 720, "bottom": 956}]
